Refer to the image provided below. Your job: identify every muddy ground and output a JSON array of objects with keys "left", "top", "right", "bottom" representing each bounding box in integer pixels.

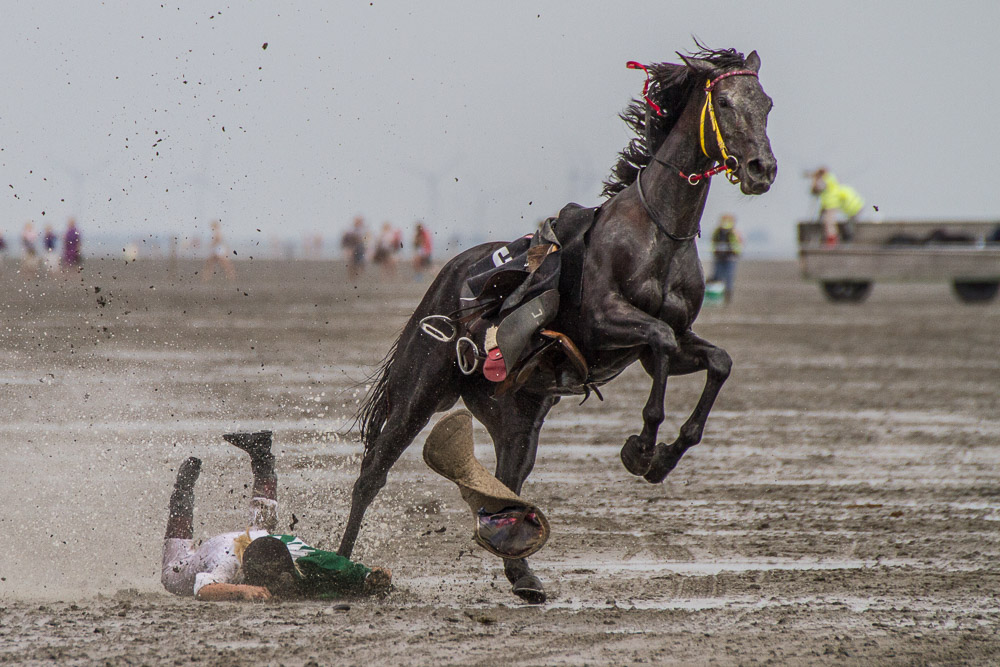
[{"left": 1, "top": 256, "right": 998, "bottom": 665}]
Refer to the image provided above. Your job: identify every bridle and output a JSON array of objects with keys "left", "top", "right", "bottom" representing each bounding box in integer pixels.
[
  {"left": 627, "top": 62, "right": 759, "bottom": 186},
  {"left": 626, "top": 60, "right": 759, "bottom": 243},
  {"left": 696, "top": 69, "right": 758, "bottom": 184}
]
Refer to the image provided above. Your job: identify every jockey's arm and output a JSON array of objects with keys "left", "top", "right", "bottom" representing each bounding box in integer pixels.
[{"left": 195, "top": 583, "right": 271, "bottom": 602}]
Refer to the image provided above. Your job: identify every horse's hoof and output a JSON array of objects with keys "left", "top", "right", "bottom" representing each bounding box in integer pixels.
[
  {"left": 644, "top": 443, "right": 681, "bottom": 484},
  {"left": 620, "top": 435, "right": 654, "bottom": 476},
  {"left": 511, "top": 574, "right": 546, "bottom": 604}
]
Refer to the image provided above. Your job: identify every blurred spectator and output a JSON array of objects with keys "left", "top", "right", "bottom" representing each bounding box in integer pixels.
[
  {"left": 373, "top": 222, "right": 402, "bottom": 278},
  {"left": 21, "top": 222, "right": 39, "bottom": 275},
  {"left": 62, "top": 218, "right": 83, "bottom": 271},
  {"left": 413, "top": 221, "right": 433, "bottom": 280},
  {"left": 709, "top": 214, "right": 743, "bottom": 305},
  {"left": 341, "top": 216, "right": 368, "bottom": 279},
  {"left": 43, "top": 224, "right": 60, "bottom": 273},
  {"left": 43, "top": 225, "right": 57, "bottom": 252},
  {"left": 202, "top": 220, "right": 236, "bottom": 281}
]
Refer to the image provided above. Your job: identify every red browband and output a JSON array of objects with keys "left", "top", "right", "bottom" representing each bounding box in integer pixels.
[{"left": 705, "top": 69, "right": 758, "bottom": 91}]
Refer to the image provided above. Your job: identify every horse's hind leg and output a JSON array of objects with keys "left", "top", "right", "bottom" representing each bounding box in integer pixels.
[
  {"left": 644, "top": 331, "right": 732, "bottom": 484},
  {"left": 338, "top": 366, "right": 459, "bottom": 558},
  {"left": 464, "top": 389, "right": 557, "bottom": 604}
]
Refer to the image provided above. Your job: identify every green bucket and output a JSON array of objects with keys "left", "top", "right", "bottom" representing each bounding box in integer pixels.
[{"left": 704, "top": 280, "right": 726, "bottom": 305}]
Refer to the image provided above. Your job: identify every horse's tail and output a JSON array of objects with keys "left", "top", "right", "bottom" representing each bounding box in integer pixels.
[{"left": 353, "top": 335, "right": 399, "bottom": 455}]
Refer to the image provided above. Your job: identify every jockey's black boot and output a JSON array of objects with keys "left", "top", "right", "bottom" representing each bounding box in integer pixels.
[
  {"left": 165, "top": 457, "right": 201, "bottom": 539},
  {"left": 224, "top": 431, "right": 276, "bottom": 500},
  {"left": 222, "top": 430, "right": 273, "bottom": 459}
]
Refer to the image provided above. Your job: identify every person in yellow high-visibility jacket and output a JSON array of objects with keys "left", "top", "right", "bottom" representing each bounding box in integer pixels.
[
  {"left": 810, "top": 168, "right": 864, "bottom": 245},
  {"left": 709, "top": 214, "right": 743, "bottom": 304}
]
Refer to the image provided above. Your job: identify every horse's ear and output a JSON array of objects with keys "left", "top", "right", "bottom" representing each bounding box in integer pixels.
[
  {"left": 745, "top": 50, "right": 761, "bottom": 73},
  {"left": 677, "top": 52, "right": 715, "bottom": 79}
]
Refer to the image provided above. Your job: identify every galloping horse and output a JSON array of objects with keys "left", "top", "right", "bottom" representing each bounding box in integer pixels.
[{"left": 338, "top": 46, "right": 776, "bottom": 603}]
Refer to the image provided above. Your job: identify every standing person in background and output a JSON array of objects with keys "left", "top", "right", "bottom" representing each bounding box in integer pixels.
[
  {"left": 373, "top": 222, "right": 401, "bottom": 278},
  {"left": 709, "top": 214, "right": 743, "bottom": 305},
  {"left": 341, "top": 216, "right": 368, "bottom": 280},
  {"left": 20, "top": 222, "right": 39, "bottom": 276},
  {"left": 61, "top": 218, "right": 83, "bottom": 271},
  {"left": 809, "top": 168, "right": 865, "bottom": 246},
  {"left": 412, "top": 221, "right": 432, "bottom": 281},
  {"left": 43, "top": 224, "right": 59, "bottom": 273},
  {"left": 202, "top": 220, "right": 236, "bottom": 281},
  {"left": 43, "top": 225, "right": 57, "bottom": 252},
  {"left": 0, "top": 232, "right": 7, "bottom": 269}
]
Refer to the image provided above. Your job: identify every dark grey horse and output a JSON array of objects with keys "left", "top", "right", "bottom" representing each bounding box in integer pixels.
[{"left": 338, "top": 45, "right": 776, "bottom": 604}]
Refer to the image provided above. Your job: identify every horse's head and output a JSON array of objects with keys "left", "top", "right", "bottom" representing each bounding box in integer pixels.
[{"left": 681, "top": 50, "right": 777, "bottom": 195}]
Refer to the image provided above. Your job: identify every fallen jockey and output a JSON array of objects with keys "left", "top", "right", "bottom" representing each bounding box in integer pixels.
[{"left": 161, "top": 431, "right": 390, "bottom": 601}]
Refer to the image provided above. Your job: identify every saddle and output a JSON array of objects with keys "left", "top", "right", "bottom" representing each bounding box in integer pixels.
[{"left": 422, "top": 203, "right": 598, "bottom": 394}]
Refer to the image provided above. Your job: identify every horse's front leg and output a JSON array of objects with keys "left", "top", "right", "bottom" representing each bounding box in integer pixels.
[
  {"left": 644, "top": 330, "right": 732, "bottom": 483},
  {"left": 465, "top": 389, "right": 556, "bottom": 604},
  {"left": 592, "top": 301, "right": 680, "bottom": 477}
]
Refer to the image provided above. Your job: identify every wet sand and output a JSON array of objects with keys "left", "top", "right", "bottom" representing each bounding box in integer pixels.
[{"left": 1, "top": 257, "right": 999, "bottom": 665}]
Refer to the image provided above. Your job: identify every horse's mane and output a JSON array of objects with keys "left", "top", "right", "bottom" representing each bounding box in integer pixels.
[{"left": 602, "top": 43, "right": 748, "bottom": 198}]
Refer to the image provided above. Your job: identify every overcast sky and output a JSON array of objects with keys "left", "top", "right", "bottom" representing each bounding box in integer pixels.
[{"left": 3, "top": 1, "right": 999, "bottom": 257}]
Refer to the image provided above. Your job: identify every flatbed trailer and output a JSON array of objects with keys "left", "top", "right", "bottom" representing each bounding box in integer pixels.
[{"left": 797, "top": 220, "right": 1000, "bottom": 303}]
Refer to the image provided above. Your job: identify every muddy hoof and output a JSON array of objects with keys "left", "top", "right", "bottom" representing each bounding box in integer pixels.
[
  {"left": 644, "top": 443, "right": 681, "bottom": 484},
  {"left": 511, "top": 575, "right": 546, "bottom": 604},
  {"left": 620, "top": 435, "right": 653, "bottom": 476}
]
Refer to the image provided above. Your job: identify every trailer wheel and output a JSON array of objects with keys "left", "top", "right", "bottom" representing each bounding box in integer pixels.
[
  {"left": 952, "top": 281, "right": 999, "bottom": 303},
  {"left": 821, "top": 281, "right": 872, "bottom": 303}
]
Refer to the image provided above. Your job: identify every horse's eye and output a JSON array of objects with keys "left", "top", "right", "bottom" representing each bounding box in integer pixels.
[{"left": 716, "top": 97, "right": 731, "bottom": 109}]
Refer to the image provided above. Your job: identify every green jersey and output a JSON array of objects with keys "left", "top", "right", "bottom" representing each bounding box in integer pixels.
[{"left": 270, "top": 534, "right": 372, "bottom": 597}]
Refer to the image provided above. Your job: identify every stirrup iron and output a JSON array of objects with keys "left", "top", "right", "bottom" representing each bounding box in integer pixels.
[
  {"left": 456, "top": 336, "right": 481, "bottom": 375},
  {"left": 419, "top": 315, "right": 457, "bottom": 342}
]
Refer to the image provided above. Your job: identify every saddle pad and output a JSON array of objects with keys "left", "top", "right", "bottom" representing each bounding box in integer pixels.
[{"left": 552, "top": 203, "right": 600, "bottom": 309}]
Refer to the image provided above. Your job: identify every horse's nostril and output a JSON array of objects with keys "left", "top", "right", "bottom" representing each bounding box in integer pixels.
[{"left": 746, "top": 158, "right": 776, "bottom": 183}]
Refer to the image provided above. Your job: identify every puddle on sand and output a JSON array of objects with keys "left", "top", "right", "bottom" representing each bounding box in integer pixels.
[
  {"left": 546, "top": 596, "right": 763, "bottom": 612},
  {"left": 401, "top": 556, "right": 930, "bottom": 612},
  {"left": 549, "top": 556, "right": 917, "bottom": 576},
  {"left": 547, "top": 593, "right": 1000, "bottom": 613}
]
